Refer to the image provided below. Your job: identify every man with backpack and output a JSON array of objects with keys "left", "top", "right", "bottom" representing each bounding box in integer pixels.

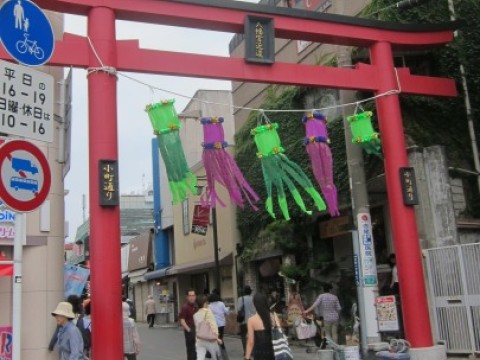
[{"left": 76, "top": 301, "right": 92, "bottom": 358}]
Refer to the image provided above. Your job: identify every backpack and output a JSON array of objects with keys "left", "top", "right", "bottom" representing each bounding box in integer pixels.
[{"left": 76, "top": 316, "right": 92, "bottom": 350}]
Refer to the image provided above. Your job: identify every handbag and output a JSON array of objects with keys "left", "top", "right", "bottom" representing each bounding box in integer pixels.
[
  {"left": 236, "top": 296, "right": 245, "bottom": 323},
  {"left": 295, "top": 320, "right": 317, "bottom": 340},
  {"left": 197, "top": 310, "right": 217, "bottom": 341},
  {"left": 271, "top": 313, "right": 293, "bottom": 360}
]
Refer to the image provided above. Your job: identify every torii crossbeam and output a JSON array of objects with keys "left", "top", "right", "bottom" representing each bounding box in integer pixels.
[{"left": 0, "top": 0, "right": 459, "bottom": 358}]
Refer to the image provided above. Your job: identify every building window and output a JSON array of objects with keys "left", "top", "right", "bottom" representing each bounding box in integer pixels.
[{"left": 182, "top": 199, "right": 190, "bottom": 235}]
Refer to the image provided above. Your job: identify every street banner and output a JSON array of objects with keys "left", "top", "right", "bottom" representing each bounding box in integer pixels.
[
  {"left": 376, "top": 296, "right": 400, "bottom": 332},
  {"left": 191, "top": 205, "right": 209, "bottom": 236},
  {"left": 0, "top": 251, "right": 12, "bottom": 277},
  {"left": 0, "top": 326, "right": 12, "bottom": 360},
  {"left": 64, "top": 264, "right": 90, "bottom": 298}
]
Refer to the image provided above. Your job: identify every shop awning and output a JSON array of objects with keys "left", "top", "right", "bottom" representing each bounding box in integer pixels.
[
  {"left": 128, "top": 268, "right": 148, "bottom": 283},
  {"left": 144, "top": 267, "right": 171, "bottom": 281}
]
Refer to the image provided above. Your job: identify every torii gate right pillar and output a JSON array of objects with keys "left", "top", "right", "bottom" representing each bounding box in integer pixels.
[{"left": 371, "top": 41, "right": 433, "bottom": 347}]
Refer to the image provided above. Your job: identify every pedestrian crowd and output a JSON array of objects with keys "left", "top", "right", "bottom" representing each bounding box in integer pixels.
[{"left": 48, "top": 283, "right": 342, "bottom": 360}]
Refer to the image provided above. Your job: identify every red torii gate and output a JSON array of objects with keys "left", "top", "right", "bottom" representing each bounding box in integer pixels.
[{"left": 1, "top": 0, "right": 458, "bottom": 358}]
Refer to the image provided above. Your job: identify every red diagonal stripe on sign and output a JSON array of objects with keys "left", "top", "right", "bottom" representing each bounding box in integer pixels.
[{"left": 18, "top": 171, "right": 27, "bottom": 178}]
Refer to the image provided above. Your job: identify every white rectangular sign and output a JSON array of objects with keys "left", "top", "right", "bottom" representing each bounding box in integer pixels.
[{"left": 0, "top": 59, "right": 54, "bottom": 142}]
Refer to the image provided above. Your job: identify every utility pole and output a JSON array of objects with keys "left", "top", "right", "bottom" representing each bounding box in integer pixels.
[
  {"left": 446, "top": 0, "right": 480, "bottom": 194},
  {"left": 337, "top": 43, "right": 380, "bottom": 356},
  {"left": 211, "top": 207, "right": 221, "bottom": 297}
]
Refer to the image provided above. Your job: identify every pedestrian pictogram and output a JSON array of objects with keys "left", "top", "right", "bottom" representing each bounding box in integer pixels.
[
  {"left": 0, "top": 0, "right": 55, "bottom": 66},
  {"left": 0, "top": 140, "right": 50, "bottom": 212}
]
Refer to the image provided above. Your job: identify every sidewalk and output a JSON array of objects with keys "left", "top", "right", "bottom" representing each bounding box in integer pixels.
[{"left": 135, "top": 322, "right": 475, "bottom": 360}]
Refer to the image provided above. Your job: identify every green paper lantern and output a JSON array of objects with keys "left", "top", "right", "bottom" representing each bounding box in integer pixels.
[{"left": 145, "top": 99, "right": 181, "bottom": 134}]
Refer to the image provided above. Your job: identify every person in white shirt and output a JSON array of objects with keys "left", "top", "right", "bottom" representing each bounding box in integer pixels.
[{"left": 208, "top": 289, "right": 229, "bottom": 352}]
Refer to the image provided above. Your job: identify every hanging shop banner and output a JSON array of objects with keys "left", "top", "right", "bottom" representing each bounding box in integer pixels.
[
  {"left": 191, "top": 205, "right": 210, "bottom": 236},
  {"left": 376, "top": 296, "right": 400, "bottom": 332},
  {"left": 0, "top": 325, "right": 12, "bottom": 360},
  {"left": 244, "top": 16, "right": 274, "bottom": 64},
  {"left": 357, "top": 213, "right": 378, "bottom": 286},
  {"left": 99, "top": 160, "right": 119, "bottom": 206},
  {"left": 64, "top": 264, "right": 90, "bottom": 298}
]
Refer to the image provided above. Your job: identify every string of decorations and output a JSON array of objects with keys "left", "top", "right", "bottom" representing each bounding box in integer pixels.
[
  {"left": 87, "top": 35, "right": 390, "bottom": 219},
  {"left": 85, "top": 35, "right": 402, "bottom": 116}
]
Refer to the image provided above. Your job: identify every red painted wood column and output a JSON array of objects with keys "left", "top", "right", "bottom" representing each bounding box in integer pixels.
[
  {"left": 370, "top": 41, "right": 433, "bottom": 347},
  {"left": 87, "top": 7, "right": 123, "bottom": 359}
]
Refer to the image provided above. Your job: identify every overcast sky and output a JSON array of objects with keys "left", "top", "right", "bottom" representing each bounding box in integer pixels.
[{"left": 63, "top": 3, "right": 257, "bottom": 241}]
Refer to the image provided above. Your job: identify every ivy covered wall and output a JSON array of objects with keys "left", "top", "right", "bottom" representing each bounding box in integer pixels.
[{"left": 234, "top": 0, "right": 480, "bottom": 252}]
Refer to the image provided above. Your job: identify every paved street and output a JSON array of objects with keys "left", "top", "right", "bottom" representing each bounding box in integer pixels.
[
  {"left": 136, "top": 322, "right": 319, "bottom": 360},
  {"left": 135, "top": 322, "right": 471, "bottom": 360}
]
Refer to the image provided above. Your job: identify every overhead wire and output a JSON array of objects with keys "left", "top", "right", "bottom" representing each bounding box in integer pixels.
[{"left": 85, "top": 35, "right": 403, "bottom": 117}]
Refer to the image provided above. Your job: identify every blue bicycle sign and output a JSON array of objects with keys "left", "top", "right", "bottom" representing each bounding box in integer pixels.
[
  {"left": 16, "top": 33, "right": 44, "bottom": 60},
  {"left": 0, "top": 0, "right": 54, "bottom": 66}
]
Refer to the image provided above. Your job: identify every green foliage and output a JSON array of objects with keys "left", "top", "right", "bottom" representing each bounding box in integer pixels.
[{"left": 363, "top": 0, "right": 480, "bottom": 216}]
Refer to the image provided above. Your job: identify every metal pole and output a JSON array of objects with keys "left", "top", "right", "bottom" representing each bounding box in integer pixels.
[
  {"left": 447, "top": 0, "right": 480, "bottom": 194},
  {"left": 211, "top": 207, "right": 221, "bottom": 297},
  {"left": 338, "top": 44, "right": 380, "bottom": 354},
  {"left": 87, "top": 7, "right": 123, "bottom": 359},
  {"left": 12, "top": 212, "right": 25, "bottom": 360}
]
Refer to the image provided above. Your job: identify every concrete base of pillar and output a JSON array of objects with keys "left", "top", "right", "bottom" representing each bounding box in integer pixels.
[{"left": 409, "top": 344, "right": 446, "bottom": 360}]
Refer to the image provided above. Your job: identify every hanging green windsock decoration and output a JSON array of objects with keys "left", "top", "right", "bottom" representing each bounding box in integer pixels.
[
  {"left": 251, "top": 121, "right": 326, "bottom": 220},
  {"left": 145, "top": 99, "right": 197, "bottom": 204},
  {"left": 347, "top": 111, "right": 382, "bottom": 156}
]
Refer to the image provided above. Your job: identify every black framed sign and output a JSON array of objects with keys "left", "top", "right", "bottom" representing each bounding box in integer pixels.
[
  {"left": 244, "top": 15, "right": 275, "bottom": 64},
  {"left": 399, "top": 167, "right": 419, "bottom": 206},
  {"left": 99, "top": 160, "right": 119, "bottom": 206}
]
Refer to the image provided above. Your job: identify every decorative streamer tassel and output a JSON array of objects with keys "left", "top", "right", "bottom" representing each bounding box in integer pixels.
[
  {"left": 201, "top": 117, "right": 259, "bottom": 209},
  {"left": 303, "top": 111, "right": 340, "bottom": 217},
  {"left": 145, "top": 99, "right": 197, "bottom": 204},
  {"left": 251, "top": 122, "right": 326, "bottom": 220}
]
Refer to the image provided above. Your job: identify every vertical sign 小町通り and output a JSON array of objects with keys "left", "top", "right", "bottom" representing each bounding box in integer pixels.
[
  {"left": 99, "top": 160, "right": 119, "bottom": 206},
  {"left": 244, "top": 16, "right": 274, "bottom": 64},
  {"left": 357, "top": 213, "right": 378, "bottom": 286}
]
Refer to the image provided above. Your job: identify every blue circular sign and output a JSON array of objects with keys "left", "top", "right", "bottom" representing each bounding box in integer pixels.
[{"left": 0, "top": 0, "right": 54, "bottom": 66}]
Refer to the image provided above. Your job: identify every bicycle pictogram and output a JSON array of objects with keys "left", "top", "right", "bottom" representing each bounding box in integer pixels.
[{"left": 15, "top": 33, "right": 44, "bottom": 60}]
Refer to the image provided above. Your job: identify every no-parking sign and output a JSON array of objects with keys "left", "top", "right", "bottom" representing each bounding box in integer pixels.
[{"left": 0, "top": 140, "right": 50, "bottom": 212}]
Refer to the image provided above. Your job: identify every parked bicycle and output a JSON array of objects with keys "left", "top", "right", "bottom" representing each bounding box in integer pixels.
[{"left": 15, "top": 33, "right": 45, "bottom": 60}]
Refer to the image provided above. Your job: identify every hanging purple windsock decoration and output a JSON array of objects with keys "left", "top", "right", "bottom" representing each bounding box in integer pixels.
[
  {"left": 201, "top": 116, "right": 259, "bottom": 210},
  {"left": 303, "top": 111, "right": 340, "bottom": 217}
]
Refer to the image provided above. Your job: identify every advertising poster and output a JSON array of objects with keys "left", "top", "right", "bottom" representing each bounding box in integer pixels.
[
  {"left": 376, "top": 296, "right": 400, "bottom": 332},
  {"left": 0, "top": 326, "right": 12, "bottom": 360},
  {"left": 64, "top": 264, "right": 90, "bottom": 298}
]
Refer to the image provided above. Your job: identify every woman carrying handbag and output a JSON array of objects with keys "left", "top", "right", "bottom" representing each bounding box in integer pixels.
[{"left": 194, "top": 295, "right": 223, "bottom": 360}]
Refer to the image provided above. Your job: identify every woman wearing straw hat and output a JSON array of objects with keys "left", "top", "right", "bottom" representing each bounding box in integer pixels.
[{"left": 51, "top": 302, "right": 84, "bottom": 360}]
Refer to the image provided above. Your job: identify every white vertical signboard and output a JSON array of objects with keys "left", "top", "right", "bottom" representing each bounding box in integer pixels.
[
  {"left": 357, "top": 212, "right": 378, "bottom": 286},
  {"left": 0, "top": 59, "right": 54, "bottom": 142}
]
